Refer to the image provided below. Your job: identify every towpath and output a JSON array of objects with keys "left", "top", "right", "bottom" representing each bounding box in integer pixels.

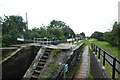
[{"left": 75, "top": 46, "right": 90, "bottom": 78}]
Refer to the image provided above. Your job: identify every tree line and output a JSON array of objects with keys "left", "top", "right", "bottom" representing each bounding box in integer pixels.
[
  {"left": 90, "top": 22, "right": 120, "bottom": 49},
  {"left": 0, "top": 15, "right": 85, "bottom": 47}
]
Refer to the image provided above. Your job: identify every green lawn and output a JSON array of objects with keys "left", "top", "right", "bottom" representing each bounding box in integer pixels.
[
  {"left": 74, "top": 40, "right": 91, "bottom": 46},
  {"left": 91, "top": 39, "right": 120, "bottom": 60}
]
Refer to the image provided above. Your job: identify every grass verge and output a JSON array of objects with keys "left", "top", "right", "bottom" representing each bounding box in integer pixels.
[
  {"left": 96, "top": 52, "right": 120, "bottom": 78},
  {"left": 91, "top": 39, "right": 120, "bottom": 60},
  {"left": 74, "top": 40, "right": 91, "bottom": 46}
]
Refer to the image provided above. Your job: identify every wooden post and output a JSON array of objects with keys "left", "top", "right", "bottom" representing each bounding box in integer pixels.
[
  {"left": 98, "top": 48, "right": 100, "bottom": 59},
  {"left": 95, "top": 46, "right": 97, "bottom": 55},
  {"left": 103, "top": 51, "right": 106, "bottom": 66},
  {"left": 92, "top": 44, "right": 95, "bottom": 51},
  {"left": 112, "top": 57, "right": 116, "bottom": 79}
]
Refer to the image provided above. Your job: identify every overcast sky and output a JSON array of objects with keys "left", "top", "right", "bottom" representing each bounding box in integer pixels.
[{"left": 0, "top": 0, "right": 119, "bottom": 36}]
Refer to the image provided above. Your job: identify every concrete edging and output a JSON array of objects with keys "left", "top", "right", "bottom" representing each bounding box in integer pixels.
[{"left": 89, "top": 46, "right": 112, "bottom": 79}]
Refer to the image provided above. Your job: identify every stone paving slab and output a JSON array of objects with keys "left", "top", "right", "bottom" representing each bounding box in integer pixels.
[
  {"left": 48, "top": 43, "right": 76, "bottom": 49},
  {"left": 76, "top": 46, "right": 90, "bottom": 78}
]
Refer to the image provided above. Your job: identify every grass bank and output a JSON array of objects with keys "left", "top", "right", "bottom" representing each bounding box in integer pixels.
[
  {"left": 91, "top": 39, "right": 120, "bottom": 78},
  {"left": 91, "top": 39, "right": 120, "bottom": 60}
]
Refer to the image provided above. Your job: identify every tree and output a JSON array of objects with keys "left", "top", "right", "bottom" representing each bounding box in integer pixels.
[
  {"left": 0, "top": 17, "right": 2, "bottom": 47},
  {"left": 2, "top": 16, "right": 27, "bottom": 35},
  {"left": 0, "top": 16, "right": 2, "bottom": 25},
  {"left": 112, "top": 22, "right": 120, "bottom": 47},
  {"left": 49, "top": 28, "right": 63, "bottom": 39},
  {"left": 0, "top": 16, "right": 2, "bottom": 34},
  {"left": 104, "top": 32, "right": 114, "bottom": 45},
  {"left": 104, "top": 22, "right": 120, "bottom": 48},
  {"left": 48, "top": 20, "right": 66, "bottom": 28},
  {"left": 48, "top": 20, "right": 75, "bottom": 39},
  {"left": 2, "top": 17, "right": 75, "bottom": 47},
  {"left": 62, "top": 26, "right": 75, "bottom": 38},
  {"left": 2, "top": 15, "right": 27, "bottom": 46},
  {"left": 80, "top": 32, "right": 85, "bottom": 37},
  {"left": 76, "top": 34, "right": 81, "bottom": 37},
  {"left": 91, "top": 31, "right": 104, "bottom": 41}
]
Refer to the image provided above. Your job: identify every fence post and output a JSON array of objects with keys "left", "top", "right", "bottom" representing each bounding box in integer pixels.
[
  {"left": 112, "top": 57, "right": 116, "bottom": 79},
  {"left": 94, "top": 44, "right": 95, "bottom": 51},
  {"left": 95, "top": 46, "right": 97, "bottom": 55},
  {"left": 91, "top": 44, "right": 93, "bottom": 49},
  {"left": 93, "top": 44, "right": 95, "bottom": 51},
  {"left": 98, "top": 48, "right": 100, "bottom": 59},
  {"left": 103, "top": 51, "right": 106, "bottom": 66}
]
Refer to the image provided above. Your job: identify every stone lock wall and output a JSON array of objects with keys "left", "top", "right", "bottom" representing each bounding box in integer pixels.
[{"left": 2, "top": 46, "right": 40, "bottom": 80}]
